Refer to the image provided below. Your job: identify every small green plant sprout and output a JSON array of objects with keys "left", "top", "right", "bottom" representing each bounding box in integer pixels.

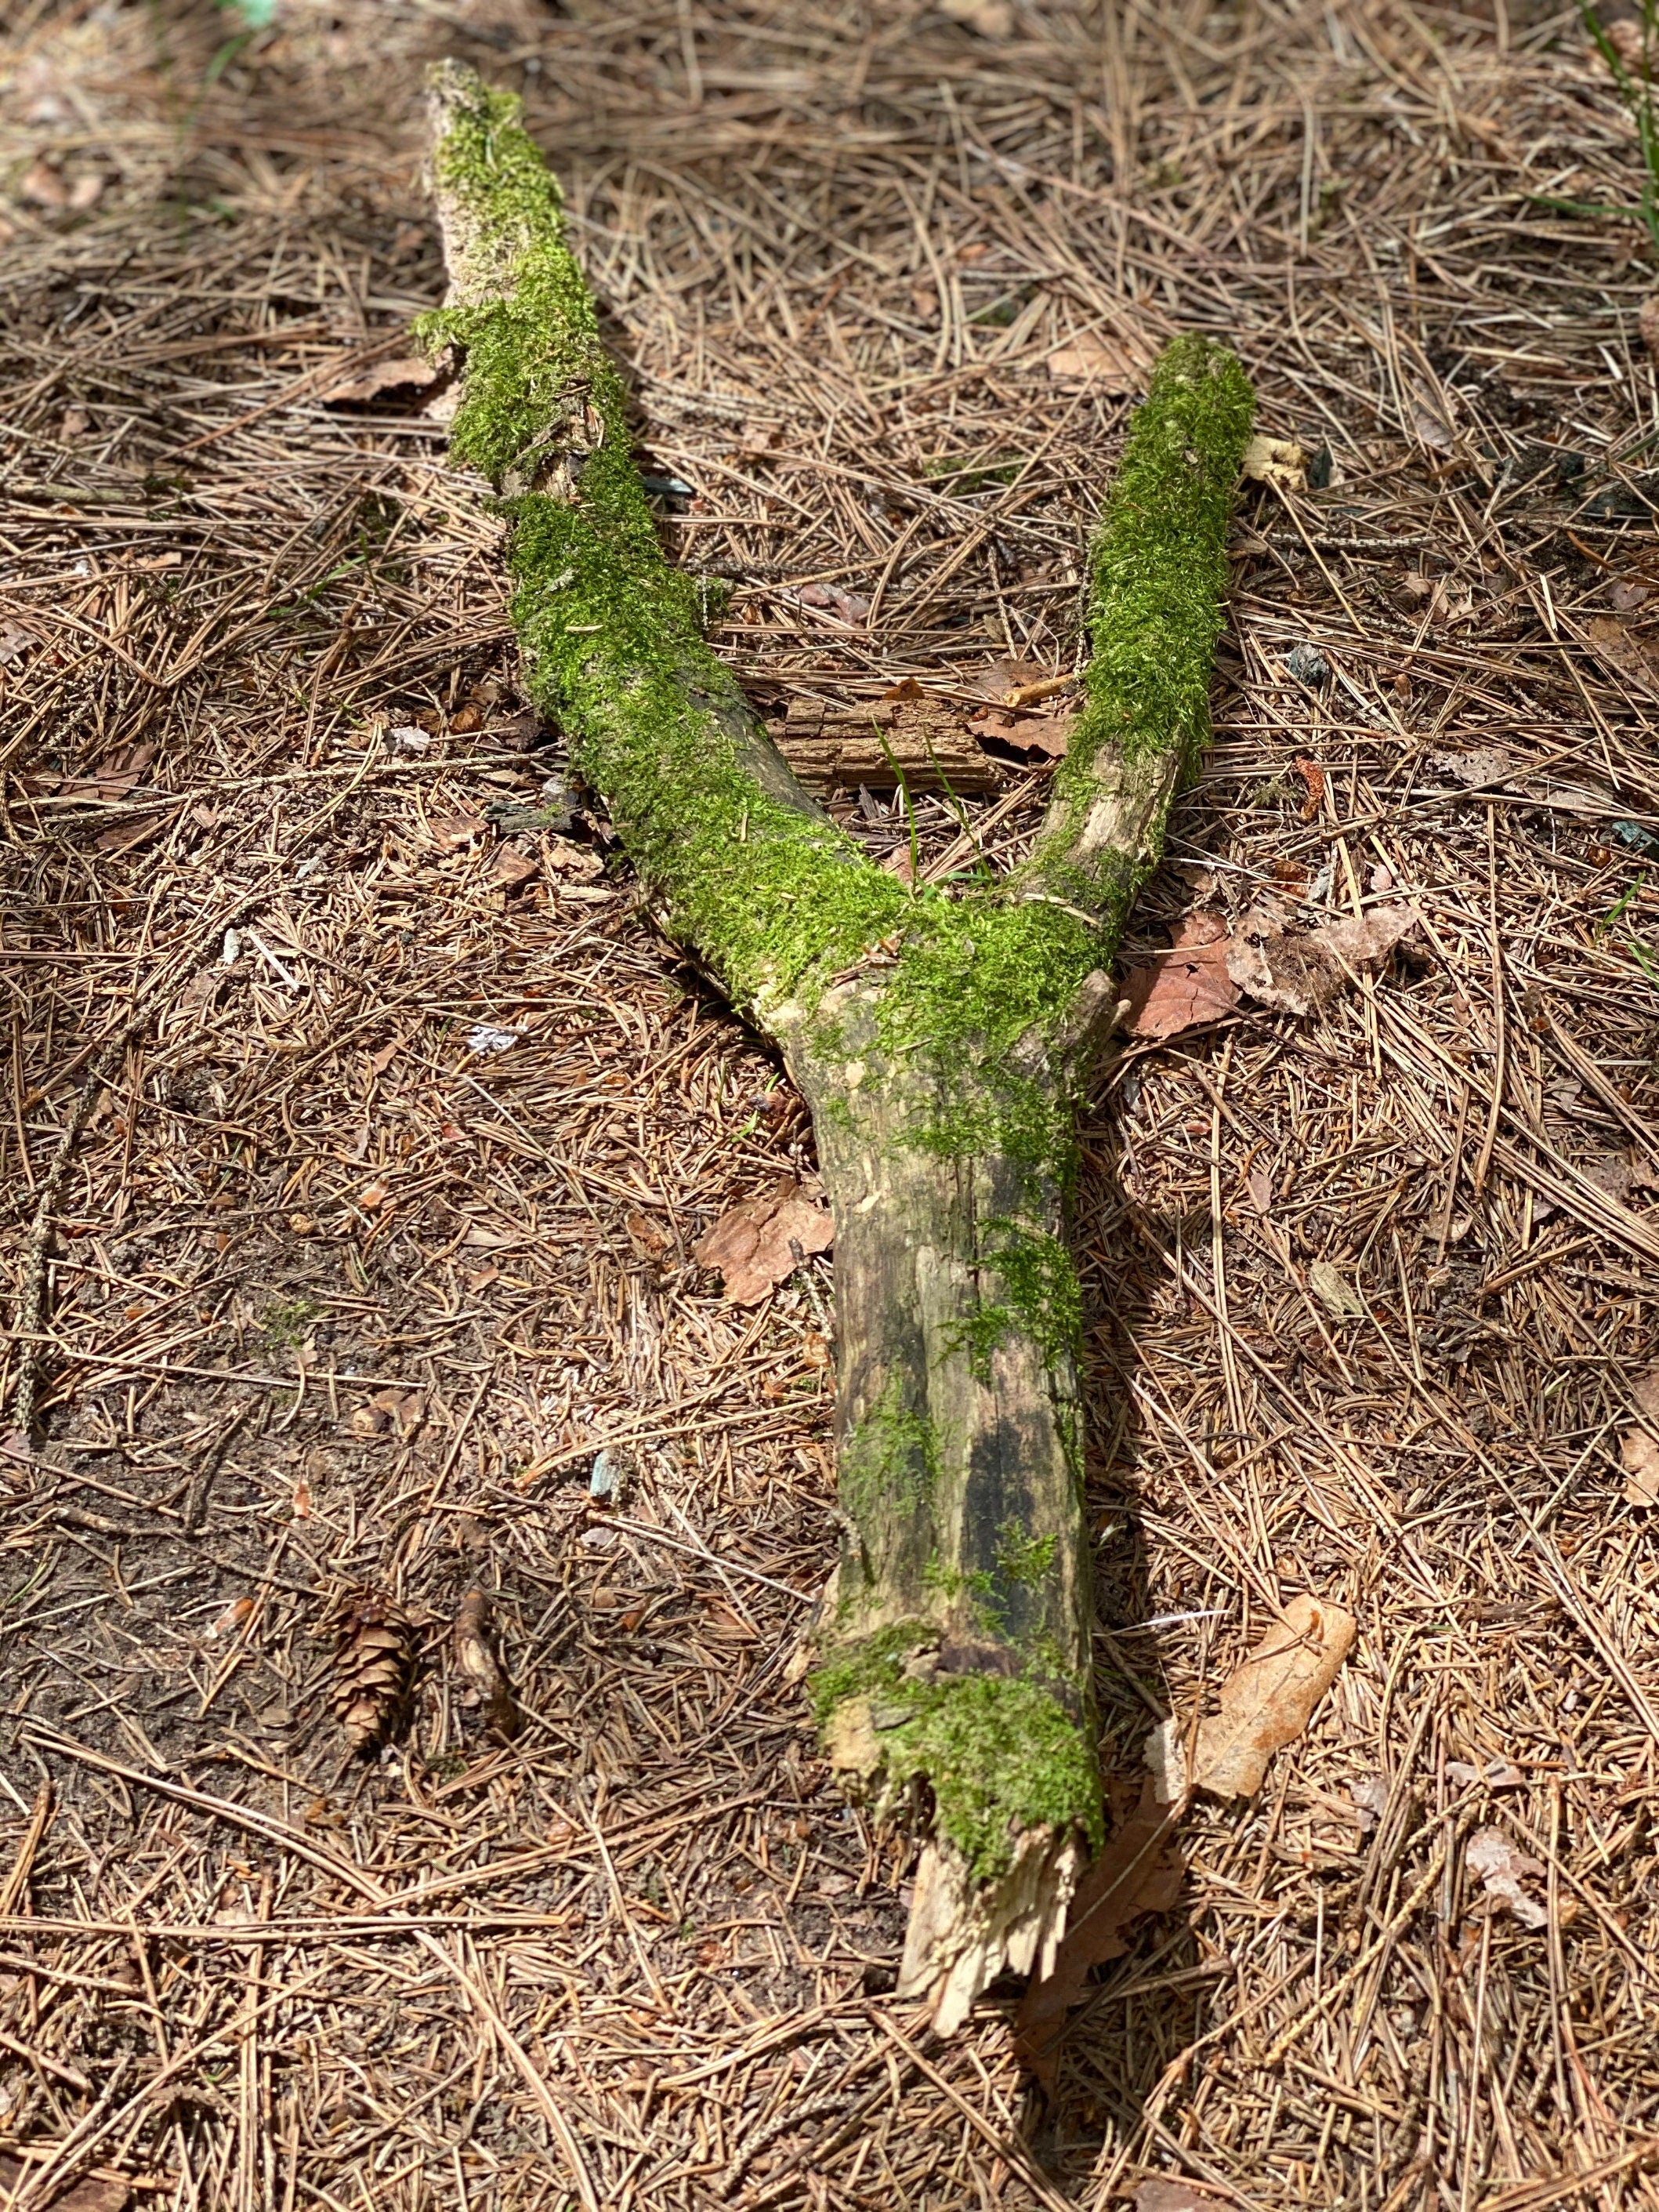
[
  {"left": 1583, "top": 1, "right": 1659, "bottom": 257},
  {"left": 261, "top": 1295, "right": 318, "bottom": 1349}
]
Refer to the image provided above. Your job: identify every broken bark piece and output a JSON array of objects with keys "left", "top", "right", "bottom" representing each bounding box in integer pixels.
[
  {"left": 1012, "top": 1774, "right": 1186, "bottom": 2089},
  {"left": 771, "top": 694, "right": 1000, "bottom": 792},
  {"left": 452, "top": 1586, "right": 518, "bottom": 1739},
  {"left": 694, "top": 1174, "right": 834, "bottom": 1302}
]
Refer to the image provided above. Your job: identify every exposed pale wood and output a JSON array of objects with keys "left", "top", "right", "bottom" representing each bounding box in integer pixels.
[{"left": 770, "top": 695, "right": 1002, "bottom": 793}]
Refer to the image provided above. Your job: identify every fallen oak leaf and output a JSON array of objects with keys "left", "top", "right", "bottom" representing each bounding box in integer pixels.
[
  {"left": 1187, "top": 1594, "right": 1356, "bottom": 1799},
  {"left": 694, "top": 1175, "right": 835, "bottom": 1303},
  {"left": 1012, "top": 1774, "right": 1185, "bottom": 2094},
  {"left": 1121, "top": 909, "right": 1240, "bottom": 1039}
]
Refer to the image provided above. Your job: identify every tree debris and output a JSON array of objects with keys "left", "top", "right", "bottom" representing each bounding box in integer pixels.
[
  {"left": 1621, "top": 1368, "right": 1659, "bottom": 1506},
  {"left": 1465, "top": 1826, "right": 1548, "bottom": 1930},
  {"left": 693, "top": 1176, "right": 835, "bottom": 1302},
  {"left": 1012, "top": 1776, "right": 1185, "bottom": 2092},
  {"left": 331, "top": 1590, "right": 418, "bottom": 1754},
  {"left": 452, "top": 1587, "right": 518, "bottom": 1739},
  {"left": 1175, "top": 1595, "right": 1357, "bottom": 1800}
]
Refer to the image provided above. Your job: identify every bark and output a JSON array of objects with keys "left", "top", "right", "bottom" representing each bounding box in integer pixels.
[{"left": 424, "top": 59, "right": 1253, "bottom": 2030}]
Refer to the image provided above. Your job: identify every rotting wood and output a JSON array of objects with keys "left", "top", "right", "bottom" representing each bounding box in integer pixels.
[
  {"left": 423, "top": 58, "right": 1252, "bottom": 2030},
  {"left": 769, "top": 694, "right": 1002, "bottom": 793}
]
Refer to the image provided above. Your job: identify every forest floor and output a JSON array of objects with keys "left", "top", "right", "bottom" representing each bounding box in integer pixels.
[{"left": 2, "top": 0, "right": 1658, "bottom": 2207}]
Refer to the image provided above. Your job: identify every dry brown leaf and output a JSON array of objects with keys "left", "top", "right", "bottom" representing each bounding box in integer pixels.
[
  {"left": 0, "top": 2157, "right": 128, "bottom": 2212},
  {"left": 488, "top": 845, "right": 538, "bottom": 891},
  {"left": 1586, "top": 614, "right": 1659, "bottom": 695},
  {"left": 1621, "top": 1367, "right": 1659, "bottom": 1506},
  {"left": 452, "top": 1586, "right": 518, "bottom": 1739},
  {"left": 938, "top": 0, "right": 1015, "bottom": 34},
  {"left": 1226, "top": 901, "right": 1422, "bottom": 1017},
  {"left": 1012, "top": 1775, "right": 1185, "bottom": 2092},
  {"left": 429, "top": 812, "right": 483, "bottom": 853},
  {"left": 18, "top": 158, "right": 69, "bottom": 209},
  {"left": 694, "top": 1175, "right": 834, "bottom": 1302},
  {"left": 95, "top": 810, "right": 172, "bottom": 856},
  {"left": 1023, "top": 713, "right": 1072, "bottom": 759},
  {"left": 1431, "top": 744, "right": 1512, "bottom": 787},
  {"left": 968, "top": 654, "right": 1049, "bottom": 703},
  {"left": 322, "top": 355, "right": 439, "bottom": 404},
  {"left": 371, "top": 1386, "right": 424, "bottom": 1436},
  {"left": 1308, "top": 1259, "right": 1365, "bottom": 1318},
  {"left": 544, "top": 836, "right": 606, "bottom": 880},
  {"left": 1189, "top": 1594, "right": 1356, "bottom": 1798},
  {"left": 1135, "top": 2183, "right": 1229, "bottom": 2212},
  {"left": 1241, "top": 431, "right": 1307, "bottom": 495},
  {"left": 1317, "top": 903, "right": 1424, "bottom": 970},
  {"left": 1465, "top": 1826, "right": 1547, "bottom": 1930},
  {"left": 1046, "top": 329, "right": 1147, "bottom": 391},
  {"left": 1121, "top": 909, "right": 1240, "bottom": 1039}
]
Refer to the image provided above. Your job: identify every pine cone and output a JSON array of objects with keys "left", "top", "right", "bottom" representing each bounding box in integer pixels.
[{"left": 331, "top": 1589, "right": 416, "bottom": 1753}]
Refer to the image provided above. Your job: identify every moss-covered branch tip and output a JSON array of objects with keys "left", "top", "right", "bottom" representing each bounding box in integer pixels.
[
  {"left": 810, "top": 1628, "right": 1103, "bottom": 1879},
  {"left": 424, "top": 66, "right": 1251, "bottom": 1178}
]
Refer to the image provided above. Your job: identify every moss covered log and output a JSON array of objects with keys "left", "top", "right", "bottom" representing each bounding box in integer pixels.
[{"left": 425, "top": 59, "right": 1253, "bottom": 2031}]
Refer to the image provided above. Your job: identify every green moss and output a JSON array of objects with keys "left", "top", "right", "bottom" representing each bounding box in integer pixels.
[
  {"left": 837, "top": 1378, "right": 939, "bottom": 1530},
  {"left": 951, "top": 1217, "right": 1083, "bottom": 1382},
  {"left": 261, "top": 1296, "right": 317, "bottom": 1349},
  {"left": 995, "top": 1521, "right": 1056, "bottom": 1588},
  {"left": 424, "top": 72, "right": 1249, "bottom": 1192},
  {"left": 1020, "top": 335, "right": 1255, "bottom": 912},
  {"left": 808, "top": 1629, "right": 1102, "bottom": 1877}
]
